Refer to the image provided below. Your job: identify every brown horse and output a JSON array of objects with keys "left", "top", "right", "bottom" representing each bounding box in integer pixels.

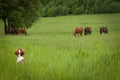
[
  {"left": 73, "top": 27, "right": 83, "bottom": 37},
  {"left": 5, "top": 27, "right": 17, "bottom": 35},
  {"left": 84, "top": 27, "right": 91, "bottom": 35},
  {"left": 100, "top": 27, "right": 108, "bottom": 34},
  {"left": 17, "top": 28, "right": 27, "bottom": 35}
]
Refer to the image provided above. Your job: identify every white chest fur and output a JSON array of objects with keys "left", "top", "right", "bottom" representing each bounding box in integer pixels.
[{"left": 16, "top": 56, "right": 24, "bottom": 63}]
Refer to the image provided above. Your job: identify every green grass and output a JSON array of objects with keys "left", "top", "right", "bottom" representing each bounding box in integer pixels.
[{"left": 0, "top": 13, "right": 120, "bottom": 80}]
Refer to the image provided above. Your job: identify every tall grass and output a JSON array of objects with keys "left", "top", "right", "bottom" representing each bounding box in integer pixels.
[{"left": 0, "top": 13, "right": 120, "bottom": 80}]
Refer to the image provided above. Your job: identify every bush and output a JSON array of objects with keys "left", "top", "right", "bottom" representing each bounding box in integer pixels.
[
  {"left": 55, "top": 5, "right": 69, "bottom": 16},
  {"left": 41, "top": 7, "right": 48, "bottom": 17},
  {"left": 110, "top": 2, "right": 120, "bottom": 13},
  {"left": 47, "top": 7, "right": 57, "bottom": 17},
  {"left": 73, "top": 5, "right": 85, "bottom": 15},
  {"left": 42, "top": 5, "right": 69, "bottom": 17}
]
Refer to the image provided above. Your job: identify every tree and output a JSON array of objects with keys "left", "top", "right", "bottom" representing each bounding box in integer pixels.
[{"left": 0, "top": 0, "right": 42, "bottom": 34}]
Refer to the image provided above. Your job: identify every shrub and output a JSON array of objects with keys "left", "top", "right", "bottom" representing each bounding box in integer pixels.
[{"left": 73, "top": 5, "right": 85, "bottom": 15}]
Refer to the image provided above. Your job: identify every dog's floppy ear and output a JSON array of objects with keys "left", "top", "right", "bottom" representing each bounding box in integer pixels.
[{"left": 15, "top": 49, "right": 19, "bottom": 55}]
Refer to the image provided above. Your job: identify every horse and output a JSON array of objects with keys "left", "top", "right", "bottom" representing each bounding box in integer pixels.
[
  {"left": 73, "top": 27, "right": 83, "bottom": 37},
  {"left": 5, "top": 27, "right": 17, "bottom": 34},
  {"left": 100, "top": 27, "right": 108, "bottom": 34},
  {"left": 17, "top": 28, "right": 27, "bottom": 35},
  {"left": 84, "top": 27, "right": 91, "bottom": 35}
]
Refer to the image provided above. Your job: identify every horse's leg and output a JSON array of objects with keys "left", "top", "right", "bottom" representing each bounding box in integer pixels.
[{"left": 80, "top": 33, "right": 82, "bottom": 36}]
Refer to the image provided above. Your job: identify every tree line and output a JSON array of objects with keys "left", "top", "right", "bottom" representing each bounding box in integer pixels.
[{"left": 41, "top": 0, "right": 120, "bottom": 17}]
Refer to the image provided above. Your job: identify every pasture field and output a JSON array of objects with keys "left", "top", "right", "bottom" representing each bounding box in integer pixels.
[{"left": 0, "top": 13, "right": 120, "bottom": 80}]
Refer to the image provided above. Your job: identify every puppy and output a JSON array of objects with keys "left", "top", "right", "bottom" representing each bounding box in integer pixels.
[{"left": 15, "top": 48, "right": 25, "bottom": 64}]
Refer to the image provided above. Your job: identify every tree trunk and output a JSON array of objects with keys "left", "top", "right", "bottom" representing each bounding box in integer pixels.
[{"left": 3, "top": 16, "right": 8, "bottom": 34}]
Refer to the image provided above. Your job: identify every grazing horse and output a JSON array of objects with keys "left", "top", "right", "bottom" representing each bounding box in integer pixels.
[
  {"left": 84, "top": 27, "right": 91, "bottom": 35},
  {"left": 100, "top": 27, "right": 108, "bottom": 34},
  {"left": 17, "top": 28, "right": 27, "bottom": 35},
  {"left": 73, "top": 27, "right": 83, "bottom": 37},
  {"left": 5, "top": 27, "right": 17, "bottom": 34}
]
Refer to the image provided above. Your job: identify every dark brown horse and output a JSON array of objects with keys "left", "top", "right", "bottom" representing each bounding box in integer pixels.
[
  {"left": 100, "top": 27, "right": 108, "bottom": 34},
  {"left": 84, "top": 27, "right": 91, "bottom": 35},
  {"left": 5, "top": 27, "right": 17, "bottom": 35},
  {"left": 17, "top": 28, "right": 27, "bottom": 35},
  {"left": 73, "top": 27, "right": 83, "bottom": 37}
]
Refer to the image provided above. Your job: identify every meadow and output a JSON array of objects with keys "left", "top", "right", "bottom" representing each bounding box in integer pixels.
[{"left": 0, "top": 13, "right": 120, "bottom": 80}]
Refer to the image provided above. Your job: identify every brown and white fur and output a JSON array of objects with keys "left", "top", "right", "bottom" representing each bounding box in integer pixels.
[{"left": 16, "top": 49, "right": 24, "bottom": 64}]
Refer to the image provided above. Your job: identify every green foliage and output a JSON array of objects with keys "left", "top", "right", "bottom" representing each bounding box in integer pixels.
[
  {"left": 42, "top": 7, "right": 48, "bottom": 17},
  {"left": 110, "top": 1, "right": 120, "bottom": 13},
  {"left": 41, "top": 0, "right": 120, "bottom": 17},
  {"left": 55, "top": 5, "right": 69, "bottom": 16},
  {"left": 0, "top": 0, "right": 42, "bottom": 29},
  {"left": 8, "top": 10, "right": 24, "bottom": 28},
  {"left": 47, "top": 7, "right": 57, "bottom": 17},
  {"left": 73, "top": 5, "right": 85, "bottom": 15},
  {"left": 42, "top": 5, "right": 69, "bottom": 17}
]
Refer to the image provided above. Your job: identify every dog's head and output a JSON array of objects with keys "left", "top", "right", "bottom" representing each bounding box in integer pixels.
[{"left": 15, "top": 48, "right": 25, "bottom": 56}]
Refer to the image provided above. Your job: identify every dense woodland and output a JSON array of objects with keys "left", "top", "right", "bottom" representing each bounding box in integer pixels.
[{"left": 41, "top": 0, "right": 120, "bottom": 17}]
